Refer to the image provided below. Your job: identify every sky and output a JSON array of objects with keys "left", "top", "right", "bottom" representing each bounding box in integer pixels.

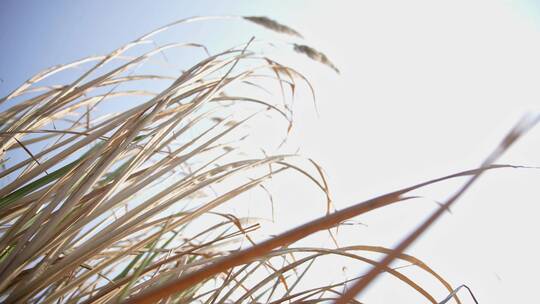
[{"left": 2, "top": 0, "right": 540, "bottom": 303}]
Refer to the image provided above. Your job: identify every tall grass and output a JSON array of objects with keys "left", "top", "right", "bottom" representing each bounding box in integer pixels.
[{"left": 0, "top": 16, "right": 537, "bottom": 303}]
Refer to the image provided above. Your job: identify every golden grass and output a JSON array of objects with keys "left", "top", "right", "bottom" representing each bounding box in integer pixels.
[{"left": 0, "top": 16, "right": 537, "bottom": 304}]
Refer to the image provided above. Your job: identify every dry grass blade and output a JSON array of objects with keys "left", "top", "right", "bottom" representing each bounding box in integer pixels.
[
  {"left": 12, "top": 137, "right": 48, "bottom": 175},
  {"left": 335, "top": 114, "right": 539, "bottom": 304},
  {"left": 438, "top": 284, "right": 479, "bottom": 304}
]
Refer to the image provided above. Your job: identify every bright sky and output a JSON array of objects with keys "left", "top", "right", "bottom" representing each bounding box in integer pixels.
[
  {"left": 291, "top": 1, "right": 540, "bottom": 303},
  {"left": 1, "top": 0, "right": 540, "bottom": 303}
]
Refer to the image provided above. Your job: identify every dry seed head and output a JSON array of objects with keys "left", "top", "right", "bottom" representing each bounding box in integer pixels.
[
  {"left": 243, "top": 16, "right": 304, "bottom": 38},
  {"left": 293, "top": 44, "right": 340, "bottom": 74}
]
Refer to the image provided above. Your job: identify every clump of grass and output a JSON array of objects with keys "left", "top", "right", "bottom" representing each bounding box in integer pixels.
[{"left": 0, "top": 15, "right": 537, "bottom": 304}]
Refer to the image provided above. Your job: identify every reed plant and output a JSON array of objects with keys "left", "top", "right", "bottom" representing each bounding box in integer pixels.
[{"left": 0, "top": 16, "right": 536, "bottom": 304}]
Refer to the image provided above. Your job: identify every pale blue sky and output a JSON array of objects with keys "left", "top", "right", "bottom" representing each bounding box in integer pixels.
[{"left": 0, "top": 0, "right": 308, "bottom": 96}]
